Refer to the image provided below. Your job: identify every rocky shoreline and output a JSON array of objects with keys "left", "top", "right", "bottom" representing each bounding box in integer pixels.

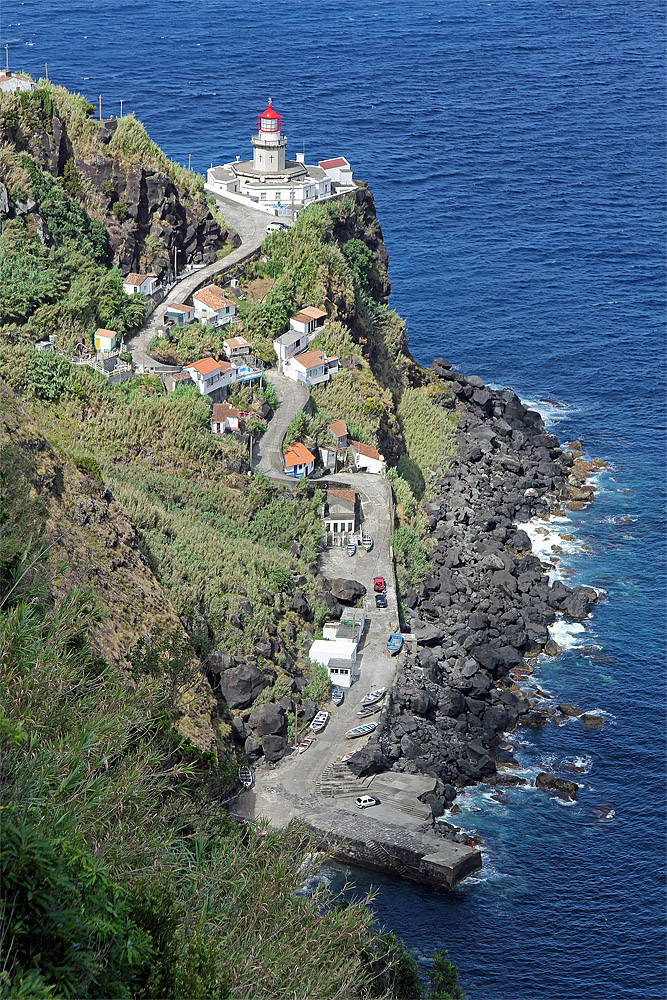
[{"left": 348, "top": 358, "right": 604, "bottom": 815}]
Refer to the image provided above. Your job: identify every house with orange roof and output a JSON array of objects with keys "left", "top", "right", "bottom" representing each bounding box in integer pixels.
[
  {"left": 94, "top": 328, "right": 119, "bottom": 352},
  {"left": 349, "top": 440, "right": 385, "bottom": 476},
  {"left": 272, "top": 306, "right": 328, "bottom": 369},
  {"left": 283, "top": 442, "right": 316, "bottom": 479},
  {"left": 165, "top": 302, "right": 195, "bottom": 327},
  {"left": 182, "top": 356, "right": 235, "bottom": 399},
  {"left": 328, "top": 420, "right": 348, "bottom": 448},
  {"left": 289, "top": 306, "right": 328, "bottom": 337},
  {"left": 122, "top": 272, "right": 158, "bottom": 297},
  {"left": 192, "top": 284, "right": 236, "bottom": 328},
  {"left": 283, "top": 348, "right": 339, "bottom": 388}
]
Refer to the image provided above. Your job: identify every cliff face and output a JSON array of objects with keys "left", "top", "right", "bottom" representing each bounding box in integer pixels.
[
  {"left": 0, "top": 89, "right": 238, "bottom": 277},
  {"left": 0, "top": 383, "right": 217, "bottom": 748}
]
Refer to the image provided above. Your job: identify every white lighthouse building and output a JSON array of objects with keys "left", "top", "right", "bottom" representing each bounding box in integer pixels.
[{"left": 205, "top": 99, "right": 355, "bottom": 217}]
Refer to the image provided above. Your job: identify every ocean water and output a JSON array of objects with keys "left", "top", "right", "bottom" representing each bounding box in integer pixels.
[{"left": 3, "top": 2, "right": 665, "bottom": 997}]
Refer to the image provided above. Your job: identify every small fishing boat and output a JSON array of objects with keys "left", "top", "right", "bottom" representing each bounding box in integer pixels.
[
  {"left": 357, "top": 704, "right": 381, "bottom": 718},
  {"left": 297, "top": 736, "right": 314, "bottom": 754},
  {"left": 387, "top": 632, "right": 403, "bottom": 656},
  {"left": 238, "top": 766, "right": 253, "bottom": 789},
  {"left": 346, "top": 540, "right": 356, "bottom": 556},
  {"left": 345, "top": 722, "right": 378, "bottom": 740},
  {"left": 360, "top": 687, "right": 386, "bottom": 707},
  {"left": 331, "top": 687, "right": 344, "bottom": 706},
  {"left": 340, "top": 749, "right": 360, "bottom": 762},
  {"left": 310, "top": 711, "right": 330, "bottom": 734},
  {"left": 361, "top": 531, "right": 373, "bottom": 552}
]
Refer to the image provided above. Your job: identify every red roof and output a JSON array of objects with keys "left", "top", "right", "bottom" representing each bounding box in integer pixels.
[
  {"left": 319, "top": 157, "right": 348, "bottom": 170},
  {"left": 328, "top": 420, "right": 348, "bottom": 438},
  {"left": 328, "top": 488, "right": 356, "bottom": 505},
  {"left": 284, "top": 442, "right": 315, "bottom": 468},
  {"left": 260, "top": 99, "right": 280, "bottom": 120},
  {"left": 187, "top": 357, "right": 220, "bottom": 376},
  {"left": 351, "top": 440, "right": 381, "bottom": 461},
  {"left": 212, "top": 402, "right": 240, "bottom": 422}
]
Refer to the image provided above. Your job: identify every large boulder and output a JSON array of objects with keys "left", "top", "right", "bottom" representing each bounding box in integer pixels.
[
  {"left": 329, "top": 578, "right": 367, "bottom": 603},
  {"left": 249, "top": 702, "right": 287, "bottom": 737},
  {"left": 244, "top": 735, "right": 262, "bottom": 760},
  {"left": 219, "top": 663, "right": 270, "bottom": 709},
  {"left": 346, "top": 746, "right": 391, "bottom": 777},
  {"left": 411, "top": 688, "right": 436, "bottom": 715},
  {"left": 411, "top": 619, "right": 446, "bottom": 646},
  {"left": 535, "top": 773, "right": 578, "bottom": 800},
  {"left": 261, "top": 735, "right": 289, "bottom": 762}
]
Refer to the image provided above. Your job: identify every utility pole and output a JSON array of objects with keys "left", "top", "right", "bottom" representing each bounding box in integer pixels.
[
  {"left": 5, "top": 45, "right": 8, "bottom": 72},
  {"left": 120, "top": 99, "right": 123, "bottom": 118},
  {"left": 188, "top": 153, "right": 191, "bottom": 170},
  {"left": 99, "top": 95, "right": 102, "bottom": 122},
  {"left": 44, "top": 62, "right": 48, "bottom": 82}
]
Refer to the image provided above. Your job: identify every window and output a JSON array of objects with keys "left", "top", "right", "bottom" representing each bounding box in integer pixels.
[
  {"left": 348, "top": 522, "right": 353, "bottom": 531},
  {"left": 333, "top": 523, "right": 338, "bottom": 533}
]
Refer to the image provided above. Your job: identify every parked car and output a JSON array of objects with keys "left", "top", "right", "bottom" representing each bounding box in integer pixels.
[
  {"left": 355, "top": 795, "right": 379, "bottom": 809},
  {"left": 266, "top": 222, "right": 288, "bottom": 233},
  {"left": 373, "top": 576, "right": 386, "bottom": 593},
  {"left": 375, "top": 593, "right": 388, "bottom": 609}
]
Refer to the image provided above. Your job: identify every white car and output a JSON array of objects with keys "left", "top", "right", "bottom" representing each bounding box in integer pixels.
[
  {"left": 266, "top": 222, "right": 288, "bottom": 233},
  {"left": 355, "top": 795, "right": 378, "bottom": 809}
]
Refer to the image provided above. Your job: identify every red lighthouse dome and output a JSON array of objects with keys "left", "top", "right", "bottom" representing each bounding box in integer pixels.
[{"left": 258, "top": 98, "right": 281, "bottom": 135}]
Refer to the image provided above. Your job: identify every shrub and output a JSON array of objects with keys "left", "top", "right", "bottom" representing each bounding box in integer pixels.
[
  {"left": 73, "top": 454, "right": 102, "bottom": 486},
  {"left": 302, "top": 661, "right": 331, "bottom": 705}
]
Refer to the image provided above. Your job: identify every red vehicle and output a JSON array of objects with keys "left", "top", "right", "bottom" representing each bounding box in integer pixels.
[{"left": 373, "top": 576, "right": 386, "bottom": 593}]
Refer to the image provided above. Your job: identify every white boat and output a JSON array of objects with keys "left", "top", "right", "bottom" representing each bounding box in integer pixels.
[
  {"left": 346, "top": 541, "right": 356, "bottom": 556},
  {"left": 360, "top": 687, "right": 386, "bottom": 707},
  {"left": 357, "top": 704, "right": 381, "bottom": 718},
  {"left": 341, "top": 749, "right": 361, "bottom": 762},
  {"left": 297, "top": 736, "right": 314, "bottom": 754},
  {"left": 238, "top": 766, "right": 253, "bottom": 788},
  {"left": 361, "top": 531, "right": 373, "bottom": 552},
  {"left": 310, "top": 711, "right": 330, "bottom": 734},
  {"left": 345, "top": 722, "right": 377, "bottom": 739},
  {"left": 332, "top": 688, "right": 344, "bottom": 706}
]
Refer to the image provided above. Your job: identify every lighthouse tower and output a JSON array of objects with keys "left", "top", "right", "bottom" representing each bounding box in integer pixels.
[{"left": 251, "top": 99, "right": 288, "bottom": 174}]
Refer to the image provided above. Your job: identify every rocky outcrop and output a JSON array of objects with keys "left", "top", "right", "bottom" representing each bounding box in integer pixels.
[
  {"left": 536, "top": 773, "right": 579, "bottom": 799},
  {"left": 365, "top": 362, "right": 600, "bottom": 797},
  {"left": 218, "top": 663, "right": 270, "bottom": 709},
  {"left": 329, "top": 578, "right": 367, "bottom": 603}
]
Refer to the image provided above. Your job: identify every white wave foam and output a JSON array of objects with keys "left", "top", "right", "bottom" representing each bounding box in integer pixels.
[{"left": 549, "top": 619, "right": 587, "bottom": 649}]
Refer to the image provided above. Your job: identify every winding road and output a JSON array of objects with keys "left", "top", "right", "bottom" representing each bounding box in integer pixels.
[{"left": 125, "top": 196, "right": 271, "bottom": 368}]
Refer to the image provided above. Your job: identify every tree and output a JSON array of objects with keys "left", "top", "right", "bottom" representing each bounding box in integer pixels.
[{"left": 428, "top": 949, "right": 465, "bottom": 999}]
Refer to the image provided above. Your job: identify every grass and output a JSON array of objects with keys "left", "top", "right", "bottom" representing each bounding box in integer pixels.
[{"left": 396, "top": 388, "right": 457, "bottom": 484}]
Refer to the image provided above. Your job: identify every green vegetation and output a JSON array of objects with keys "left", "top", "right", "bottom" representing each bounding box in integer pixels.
[
  {"left": 396, "top": 387, "right": 456, "bottom": 485},
  {"left": 107, "top": 113, "right": 204, "bottom": 195},
  {"left": 149, "top": 319, "right": 232, "bottom": 366}
]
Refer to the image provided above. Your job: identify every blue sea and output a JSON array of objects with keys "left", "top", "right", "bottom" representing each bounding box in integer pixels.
[{"left": 3, "top": 2, "right": 665, "bottom": 996}]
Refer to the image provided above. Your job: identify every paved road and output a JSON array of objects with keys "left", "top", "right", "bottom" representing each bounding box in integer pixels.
[
  {"left": 125, "top": 195, "right": 271, "bottom": 368},
  {"left": 252, "top": 370, "right": 309, "bottom": 477}
]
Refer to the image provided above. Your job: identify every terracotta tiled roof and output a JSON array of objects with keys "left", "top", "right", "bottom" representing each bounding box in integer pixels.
[
  {"left": 284, "top": 442, "right": 315, "bottom": 468},
  {"left": 350, "top": 440, "right": 382, "bottom": 461},
  {"left": 167, "top": 302, "right": 193, "bottom": 313},
  {"left": 319, "top": 157, "right": 348, "bottom": 170},
  {"left": 123, "top": 272, "right": 152, "bottom": 286},
  {"left": 95, "top": 328, "right": 117, "bottom": 337},
  {"left": 224, "top": 336, "right": 250, "bottom": 349},
  {"left": 171, "top": 372, "right": 193, "bottom": 382},
  {"left": 292, "top": 350, "right": 327, "bottom": 370},
  {"left": 328, "top": 419, "right": 348, "bottom": 437},
  {"left": 327, "top": 488, "right": 356, "bottom": 505},
  {"left": 212, "top": 402, "right": 240, "bottom": 421},
  {"left": 187, "top": 357, "right": 220, "bottom": 376},
  {"left": 194, "top": 284, "right": 233, "bottom": 310},
  {"left": 300, "top": 306, "right": 327, "bottom": 320}
]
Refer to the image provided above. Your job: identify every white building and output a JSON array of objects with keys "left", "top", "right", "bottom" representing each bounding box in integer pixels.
[
  {"left": 211, "top": 402, "right": 240, "bottom": 433},
  {"left": 283, "top": 349, "right": 339, "bottom": 388},
  {"left": 0, "top": 72, "right": 36, "bottom": 94},
  {"left": 183, "top": 357, "right": 235, "bottom": 398},
  {"left": 318, "top": 157, "right": 354, "bottom": 186},
  {"left": 204, "top": 99, "right": 355, "bottom": 216},
  {"left": 192, "top": 285, "right": 236, "bottom": 327},
  {"left": 309, "top": 635, "right": 359, "bottom": 689},
  {"left": 164, "top": 302, "right": 195, "bottom": 327},
  {"left": 349, "top": 440, "right": 385, "bottom": 475},
  {"left": 122, "top": 272, "right": 158, "bottom": 296},
  {"left": 289, "top": 306, "right": 327, "bottom": 337},
  {"left": 321, "top": 487, "right": 356, "bottom": 545},
  {"left": 272, "top": 329, "right": 310, "bottom": 369}
]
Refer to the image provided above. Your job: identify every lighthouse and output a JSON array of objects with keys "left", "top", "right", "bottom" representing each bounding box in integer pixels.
[
  {"left": 205, "top": 98, "right": 355, "bottom": 217},
  {"left": 251, "top": 99, "right": 287, "bottom": 174}
]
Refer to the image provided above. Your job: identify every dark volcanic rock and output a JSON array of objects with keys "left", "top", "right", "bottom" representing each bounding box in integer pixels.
[
  {"left": 261, "top": 735, "right": 289, "bottom": 762},
  {"left": 346, "top": 746, "right": 391, "bottom": 777},
  {"left": 249, "top": 703, "right": 287, "bottom": 737},
  {"left": 535, "top": 773, "right": 578, "bottom": 800},
  {"left": 219, "top": 663, "right": 270, "bottom": 709},
  {"left": 329, "top": 578, "right": 367, "bottom": 603}
]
